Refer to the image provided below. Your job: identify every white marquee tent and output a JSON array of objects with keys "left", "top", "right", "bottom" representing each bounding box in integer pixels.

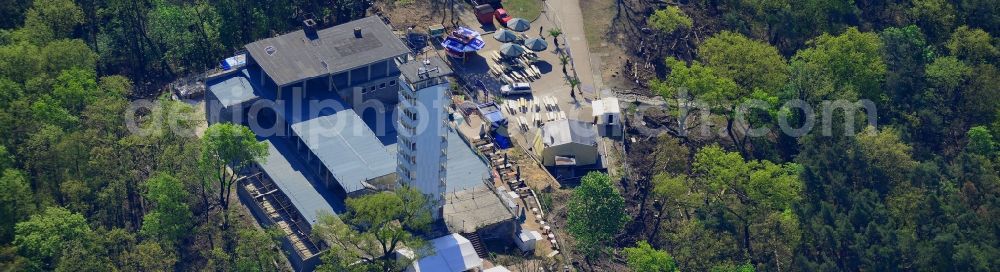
[{"left": 407, "top": 234, "right": 483, "bottom": 272}]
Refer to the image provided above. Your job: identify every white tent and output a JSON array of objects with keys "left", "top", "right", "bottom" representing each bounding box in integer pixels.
[
  {"left": 408, "top": 234, "right": 483, "bottom": 272},
  {"left": 484, "top": 266, "right": 512, "bottom": 272}
]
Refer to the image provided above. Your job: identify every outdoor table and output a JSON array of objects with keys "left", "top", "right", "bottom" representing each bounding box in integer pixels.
[
  {"left": 513, "top": 70, "right": 526, "bottom": 81},
  {"left": 501, "top": 74, "right": 514, "bottom": 84}
]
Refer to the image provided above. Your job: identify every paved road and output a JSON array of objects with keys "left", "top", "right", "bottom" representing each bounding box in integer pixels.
[{"left": 542, "top": 0, "right": 601, "bottom": 97}]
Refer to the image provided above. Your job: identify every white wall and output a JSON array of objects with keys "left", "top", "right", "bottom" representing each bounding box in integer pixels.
[{"left": 397, "top": 80, "right": 450, "bottom": 218}]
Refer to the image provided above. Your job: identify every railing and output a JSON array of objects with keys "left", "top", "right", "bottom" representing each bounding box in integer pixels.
[{"left": 238, "top": 172, "right": 325, "bottom": 260}]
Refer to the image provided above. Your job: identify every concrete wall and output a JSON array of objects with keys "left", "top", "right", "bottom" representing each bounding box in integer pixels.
[
  {"left": 204, "top": 90, "right": 231, "bottom": 125},
  {"left": 478, "top": 219, "right": 516, "bottom": 243},
  {"left": 540, "top": 143, "right": 599, "bottom": 166},
  {"left": 204, "top": 91, "right": 263, "bottom": 127}
]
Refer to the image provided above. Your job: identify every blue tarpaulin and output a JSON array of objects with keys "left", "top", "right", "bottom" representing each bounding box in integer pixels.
[
  {"left": 220, "top": 54, "right": 246, "bottom": 70},
  {"left": 491, "top": 131, "right": 512, "bottom": 149},
  {"left": 441, "top": 27, "right": 485, "bottom": 53}
]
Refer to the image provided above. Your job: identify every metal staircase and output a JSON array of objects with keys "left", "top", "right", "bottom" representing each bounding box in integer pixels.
[{"left": 461, "top": 232, "right": 488, "bottom": 258}]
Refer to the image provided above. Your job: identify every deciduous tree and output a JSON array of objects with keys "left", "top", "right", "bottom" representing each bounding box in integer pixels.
[
  {"left": 140, "top": 173, "right": 193, "bottom": 246},
  {"left": 567, "top": 172, "right": 628, "bottom": 258},
  {"left": 0, "top": 169, "right": 33, "bottom": 244},
  {"left": 13, "top": 207, "right": 93, "bottom": 269},
  {"left": 946, "top": 26, "right": 997, "bottom": 63},
  {"left": 647, "top": 6, "right": 692, "bottom": 33},
  {"left": 199, "top": 123, "right": 267, "bottom": 230},
  {"left": 624, "top": 241, "right": 677, "bottom": 272},
  {"left": 789, "top": 27, "right": 885, "bottom": 102},
  {"left": 314, "top": 186, "right": 432, "bottom": 272},
  {"left": 19, "top": 0, "right": 85, "bottom": 42},
  {"left": 699, "top": 31, "right": 788, "bottom": 93}
]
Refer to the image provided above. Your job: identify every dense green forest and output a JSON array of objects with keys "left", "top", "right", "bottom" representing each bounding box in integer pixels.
[
  {"left": 602, "top": 0, "right": 999, "bottom": 271},
  {"left": 0, "top": 0, "right": 376, "bottom": 270}
]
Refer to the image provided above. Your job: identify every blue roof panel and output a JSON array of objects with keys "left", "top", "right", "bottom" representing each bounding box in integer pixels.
[
  {"left": 257, "top": 139, "right": 342, "bottom": 226},
  {"left": 206, "top": 70, "right": 261, "bottom": 108},
  {"left": 290, "top": 111, "right": 397, "bottom": 193},
  {"left": 445, "top": 128, "right": 490, "bottom": 191}
]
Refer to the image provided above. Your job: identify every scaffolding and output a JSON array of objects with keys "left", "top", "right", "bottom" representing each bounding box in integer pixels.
[{"left": 241, "top": 167, "right": 326, "bottom": 259}]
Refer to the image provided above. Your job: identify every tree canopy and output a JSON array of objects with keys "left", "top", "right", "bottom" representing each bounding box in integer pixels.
[
  {"left": 314, "top": 186, "right": 433, "bottom": 272},
  {"left": 14, "top": 207, "right": 93, "bottom": 269},
  {"left": 567, "top": 172, "right": 628, "bottom": 258},
  {"left": 647, "top": 6, "right": 692, "bottom": 33},
  {"left": 699, "top": 31, "right": 789, "bottom": 93},
  {"left": 624, "top": 241, "right": 677, "bottom": 272}
]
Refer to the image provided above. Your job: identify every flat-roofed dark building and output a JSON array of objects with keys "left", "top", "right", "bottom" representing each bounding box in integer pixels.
[{"left": 243, "top": 16, "right": 410, "bottom": 105}]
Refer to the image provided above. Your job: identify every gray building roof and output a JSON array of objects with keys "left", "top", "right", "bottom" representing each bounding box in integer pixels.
[
  {"left": 445, "top": 128, "right": 490, "bottom": 192},
  {"left": 542, "top": 119, "right": 598, "bottom": 147},
  {"left": 443, "top": 186, "right": 515, "bottom": 233},
  {"left": 257, "top": 139, "right": 339, "bottom": 226},
  {"left": 206, "top": 70, "right": 260, "bottom": 108},
  {"left": 290, "top": 110, "right": 396, "bottom": 193},
  {"left": 245, "top": 16, "right": 410, "bottom": 87},
  {"left": 399, "top": 57, "right": 453, "bottom": 84}
]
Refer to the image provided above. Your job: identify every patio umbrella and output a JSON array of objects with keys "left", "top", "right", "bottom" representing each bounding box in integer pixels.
[
  {"left": 493, "top": 29, "right": 518, "bottom": 42},
  {"left": 523, "top": 37, "right": 548, "bottom": 52},
  {"left": 499, "top": 43, "right": 526, "bottom": 57},
  {"left": 507, "top": 18, "right": 531, "bottom": 32}
]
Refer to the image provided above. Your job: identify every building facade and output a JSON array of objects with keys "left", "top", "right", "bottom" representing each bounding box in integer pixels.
[{"left": 397, "top": 58, "right": 454, "bottom": 218}]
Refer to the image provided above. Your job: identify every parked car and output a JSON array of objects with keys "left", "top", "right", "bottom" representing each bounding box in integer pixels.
[
  {"left": 501, "top": 83, "right": 531, "bottom": 95},
  {"left": 494, "top": 8, "right": 512, "bottom": 25}
]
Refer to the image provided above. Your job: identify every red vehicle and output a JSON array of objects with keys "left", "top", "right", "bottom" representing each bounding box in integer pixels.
[{"left": 494, "top": 8, "right": 512, "bottom": 25}]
